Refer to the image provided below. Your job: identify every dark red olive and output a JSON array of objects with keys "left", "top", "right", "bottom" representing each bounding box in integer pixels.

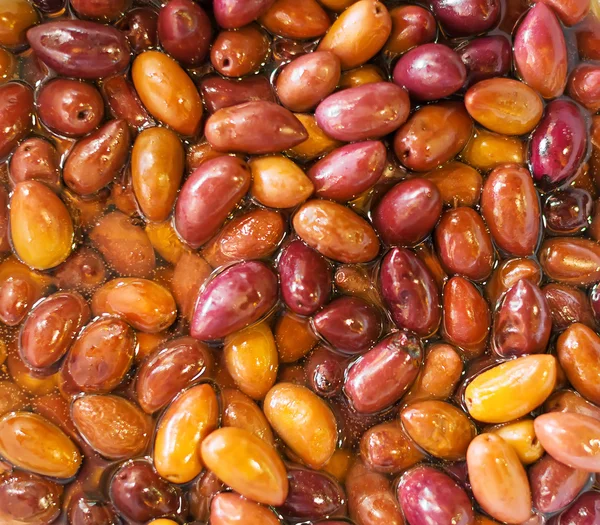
[
  {"left": 305, "top": 345, "right": 347, "bottom": 398},
  {"left": 457, "top": 35, "right": 512, "bottom": 87},
  {"left": 277, "top": 467, "right": 345, "bottom": 521},
  {"left": 200, "top": 75, "right": 275, "bottom": 113},
  {"left": 380, "top": 247, "right": 441, "bottom": 337},
  {"left": 109, "top": 460, "right": 187, "bottom": 523},
  {"left": 279, "top": 240, "right": 332, "bottom": 316},
  {"left": 117, "top": 8, "right": 159, "bottom": 53},
  {"left": 158, "top": 0, "right": 212, "bottom": 65},
  {"left": 430, "top": 0, "right": 501, "bottom": 36},
  {"left": 544, "top": 188, "right": 593, "bottom": 235},
  {"left": 545, "top": 283, "right": 597, "bottom": 332},
  {"left": 313, "top": 296, "right": 382, "bottom": 355}
]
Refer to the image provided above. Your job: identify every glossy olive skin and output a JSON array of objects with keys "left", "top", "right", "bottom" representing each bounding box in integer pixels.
[
  {"left": 529, "top": 454, "right": 590, "bottom": 514},
  {"left": 19, "top": 292, "right": 90, "bottom": 372},
  {"left": 9, "top": 138, "right": 60, "bottom": 187},
  {"left": 530, "top": 100, "right": 587, "bottom": 190},
  {"left": 394, "top": 102, "right": 473, "bottom": 172},
  {"left": 435, "top": 207, "right": 494, "bottom": 281},
  {"left": 317, "top": 0, "right": 391, "bottom": 69},
  {"left": 313, "top": 296, "right": 382, "bottom": 354},
  {"left": 201, "top": 75, "right": 275, "bottom": 113},
  {"left": 27, "top": 20, "right": 131, "bottom": 79},
  {"left": 59, "top": 317, "right": 135, "bottom": 396},
  {"left": 132, "top": 51, "right": 203, "bottom": 136},
  {"left": 539, "top": 238, "right": 600, "bottom": 286},
  {"left": 514, "top": 2, "right": 568, "bottom": 99},
  {"left": 109, "top": 460, "right": 187, "bottom": 523},
  {"left": 293, "top": 200, "right": 380, "bottom": 264},
  {"left": 315, "top": 82, "right": 410, "bottom": 142},
  {"left": 557, "top": 491, "right": 600, "bottom": 524},
  {"left": 158, "top": 0, "right": 212, "bottom": 66},
  {"left": 493, "top": 279, "right": 551, "bottom": 358},
  {"left": 443, "top": 276, "right": 490, "bottom": 359},
  {"left": 380, "top": 247, "right": 441, "bottom": 336},
  {"left": 175, "top": 156, "right": 251, "bottom": 248},
  {"left": 393, "top": 43, "right": 467, "bottom": 100},
  {"left": 305, "top": 345, "right": 347, "bottom": 398},
  {"left": 346, "top": 460, "right": 404, "bottom": 525},
  {"left": 214, "top": 0, "right": 275, "bottom": 28},
  {"left": 430, "top": 0, "right": 500, "bottom": 36},
  {"left": 136, "top": 337, "right": 213, "bottom": 414},
  {"left": 191, "top": 261, "right": 278, "bottom": 340},
  {"left": 535, "top": 412, "right": 600, "bottom": 471},
  {"left": 467, "top": 433, "right": 532, "bottom": 524},
  {"left": 373, "top": 178, "right": 442, "bottom": 247},
  {"left": 276, "top": 51, "right": 341, "bottom": 113},
  {"left": 117, "top": 7, "right": 158, "bottom": 53},
  {"left": 10, "top": 181, "right": 75, "bottom": 271},
  {"left": 64, "top": 119, "right": 131, "bottom": 196},
  {"left": 277, "top": 467, "right": 345, "bottom": 521},
  {"left": 0, "top": 470, "right": 63, "bottom": 525},
  {"left": 279, "top": 240, "right": 332, "bottom": 316},
  {"left": 544, "top": 188, "right": 593, "bottom": 235},
  {"left": 308, "top": 141, "right": 386, "bottom": 203},
  {"left": 0, "top": 82, "right": 33, "bottom": 160},
  {"left": 398, "top": 466, "right": 475, "bottom": 525},
  {"left": 210, "top": 492, "right": 281, "bottom": 525},
  {"left": 458, "top": 35, "right": 512, "bottom": 87},
  {"left": 344, "top": 331, "right": 422, "bottom": 414},
  {"left": 568, "top": 63, "right": 600, "bottom": 112},
  {"left": 201, "top": 208, "right": 286, "bottom": 268},
  {"left": 206, "top": 101, "right": 308, "bottom": 154},
  {"left": 211, "top": 24, "right": 269, "bottom": 78},
  {"left": 557, "top": 323, "right": 600, "bottom": 405},
  {"left": 385, "top": 5, "right": 436, "bottom": 54}
]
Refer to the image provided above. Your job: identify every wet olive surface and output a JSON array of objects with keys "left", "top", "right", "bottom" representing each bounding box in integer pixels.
[{"left": 0, "top": 0, "right": 599, "bottom": 524}]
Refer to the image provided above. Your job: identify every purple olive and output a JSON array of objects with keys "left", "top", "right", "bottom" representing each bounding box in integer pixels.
[
  {"left": 492, "top": 279, "right": 551, "bottom": 358},
  {"left": 544, "top": 283, "right": 597, "bottom": 332},
  {"left": 315, "top": 82, "right": 410, "bottom": 142},
  {"left": 305, "top": 345, "right": 348, "bottom": 398},
  {"left": 529, "top": 454, "right": 591, "bottom": 514},
  {"left": 380, "top": 247, "right": 441, "bottom": 336},
  {"left": 430, "top": 0, "right": 500, "bottom": 36},
  {"left": 556, "top": 491, "right": 600, "bottom": 524},
  {"left": 307, "top": 141, "right": 387, "bottom": 202},
  {"left": 68, "top": 496, "right": 121, "bottom": 525},
  {"left": 277, "top": 467, "right": 345, "bottom": 521},
  {"left": 191, "top": 261, "right": 278, "bottom": 340},
  {"left": 109, "top": 460, "right": 187, "bottom": 523},
  {"left": 529, "top": 100, "right": 587, "bottom": 191},
  {"left": 457, "top": 35, "right": 512, "bottom": 87},
  {"left": 544, "top": 188, "right": 593, "bottom": 235},
  {"left": 397, "top": 466, "right": 475, "bottom": 525},
  {"left": 313, "top": 296, "right": 382, "bottom": 355},
  {"left": 158, "top": 0, "right": 212, "bottom": 66},
  {"left": 278, "top": 239, "right": 332, "bottom": 316},
  {"left": 344, "top": 331, "right": 422, "bottom": 414},
  {"left": 214, "top": 0, "right": 275, "bottom": 29},
  {"left": 200, "top": 75, "right": 275, "bottom": 113},
  {"left": 174, "top": 156, "right": 251, "bottom": 249},
  {"left": 393, "top": 43, "right": 466, "bottom": 101},
  {"left": 0, "top": 82, "right": 34, "bottom": 160},
  {"left": 27, "top": 20, "right": 131, "bottom": 79},
  {"left": 373, "top": 178, "right": 442, "bottom": 247}
]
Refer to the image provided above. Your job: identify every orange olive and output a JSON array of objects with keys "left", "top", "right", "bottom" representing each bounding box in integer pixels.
[
  {"left": 132, "top": 51, "right": 203, "bottom": 136},
  {"left": 264, "top": 382, "right": 338, "bottom": 469},
  {"left": 0, "top": 412, "right": 81, "bottom": 479},
  {"left": 287, "top": 114, "right": 342, "bottom": 161},
  {"left": 154, "top": 383, "right": 219, "bottom": 484},
  {"left": 0, "top": 0, "right": 39, "bottom": 49},
  {"left": 275, "top": 311, "right": 319, "bottom": 363},
  {"left": 488, "top": 419, "right": 544, "bottom": 465},
  {"left": 10, "top": 181, "right": 74, "bottom": 270},
  {"left": 221, "top": 387, "right": 275, "bottom": 446},
  {"left": 131, "top": 127, "right": 184, "bottom": 222},
  {"left": 224, "top": 322, "right": 278, "bottom": 400},
  {"left": 200, "top": 427, "right": 289, "bottom": 506},
  {"left": 145, "top": 221, "right": 188, "bottom": 265},
  {"left": 465, "top": 355, "right": 557, "bottom": 423},
  {"left": 461, "top": 128, "right": 526, "bottom": 172}
]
